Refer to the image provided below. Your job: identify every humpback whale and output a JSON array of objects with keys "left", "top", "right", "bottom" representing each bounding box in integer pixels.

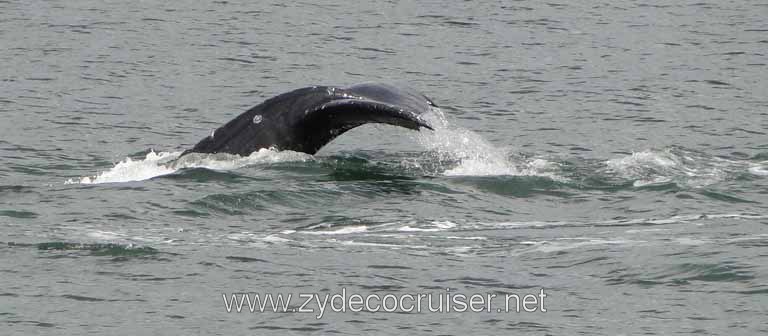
[{"left": 182, "top": 83, "right": 436, "bottom": 157}]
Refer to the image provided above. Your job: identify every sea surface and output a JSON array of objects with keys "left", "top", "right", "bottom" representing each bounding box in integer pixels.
[{"left": 2, "top": 1, "right": 767, "bottom": 335}]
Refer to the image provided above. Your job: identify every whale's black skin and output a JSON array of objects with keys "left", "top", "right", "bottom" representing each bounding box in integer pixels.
[{"left": 182, "top": 83, "right": 436, "bottom": 157}]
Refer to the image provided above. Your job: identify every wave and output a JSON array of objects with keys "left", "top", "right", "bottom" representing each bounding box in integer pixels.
[
  {"left": 7, "top": 241, "right": 158, "bottom": 257},
  {"left": 11, "top": 213, "right": 761, "bottom": 256},
  {"left": 749, "top": 162, "right": 768, "bottom": 176},
  {"left": 287, "top": 213, "right": 767, "bottom": 236},
  {"left": 604, "top": 146, "right": 762, "bottom": 188},
  {"left": 66, "top": 149, "right": 313, "bottom": 184}
]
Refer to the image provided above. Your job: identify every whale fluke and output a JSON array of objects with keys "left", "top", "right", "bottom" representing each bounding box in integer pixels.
[{"left": 182, "top": 83, "right": 436, "bottom": 156}]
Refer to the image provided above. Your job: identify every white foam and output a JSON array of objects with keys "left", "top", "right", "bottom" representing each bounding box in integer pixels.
[
  {"left": 173, "top": 148, "right": 312, "bottom": 171},
  {"left": 607, "top": 150, "right": 677, "bottom": 169},
  {"left": 749, "top": 163, "right": 768, "bottom": 176},
  {"left": 397, "top": 220, "right": 457, "bottom": 232},
  {"left": 703, "top": 213, "right": 768, "bottom": 220},
  {"left": 605, "top": 148, "right": 738, "bottom": 188},
  {"left": 226, "top": 233, "right": 260, "bottom": 242},
  {"left": 632, "top": 176, "right": 673, "bottom": 187},
  {"left": 85, "top": 230, "right": 125, "bottom": 241},
  {"left": 479, "top": 213, "right": 764, "bottom": 230},
  {"left": 339, "top": 240, "right": 428, "bottom": 249},
  {"left": 300, "top": 225, "right": 369, "bottom": 235},
  {"left": 260, "top": 235, "right": 292, "bottom": 243},
  {"left": 67, "top": 148, "right": 313, "bottom": 184},
  {"left": 725, "top": 234, "right": 768, "bottom": 243},
  {"left": 419, "top": 111, "right": 516, "bottom": 176},
  {"left": 69, "top": 151, "right": 179, "bottom": 184},
  {"left": 416, "top": 108, "right": 561, "bottom": 178},
  {"left": 397, "top": 226, "right": 440, "bottom": 232},
  {"left": 624, "top": 228, "right": 672, "bottom": 234},
  {"left": 444, "top": 236, "right": 487, "bottom": 240}
]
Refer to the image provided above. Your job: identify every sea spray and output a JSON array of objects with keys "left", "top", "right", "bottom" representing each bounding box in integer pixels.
[
  {"left": 68, "top": 149, "right": 312, "bottom": 184},
  {"left": 414, "top": 107, "right": 560, "bottom": 177}
]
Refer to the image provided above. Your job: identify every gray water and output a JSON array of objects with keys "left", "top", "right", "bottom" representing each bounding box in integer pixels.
[{"left": 2, "top": 1, "right": 767, "bottom": 335}]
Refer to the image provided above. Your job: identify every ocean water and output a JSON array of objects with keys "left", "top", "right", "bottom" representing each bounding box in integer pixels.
[{"left": 2, "top": 1, "right": 767, "bottom": 335}]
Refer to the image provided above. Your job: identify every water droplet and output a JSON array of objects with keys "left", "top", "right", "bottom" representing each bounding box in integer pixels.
[{"left": 253, "top": 114, "right": 262, "bottom": 124}]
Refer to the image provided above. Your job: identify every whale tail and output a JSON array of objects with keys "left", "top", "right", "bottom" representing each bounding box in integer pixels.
[{"left": 182, "top": 83, "right": 436, "bottom": 156}]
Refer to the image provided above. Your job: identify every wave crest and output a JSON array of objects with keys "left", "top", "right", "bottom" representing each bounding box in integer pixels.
[{"left": 67, "top": 149, "right": 313, "bottom": 184}]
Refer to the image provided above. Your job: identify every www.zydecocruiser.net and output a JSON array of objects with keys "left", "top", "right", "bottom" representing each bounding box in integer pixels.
[{"left": 223, "top": 288, "right": 548, "bottom": 319}]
